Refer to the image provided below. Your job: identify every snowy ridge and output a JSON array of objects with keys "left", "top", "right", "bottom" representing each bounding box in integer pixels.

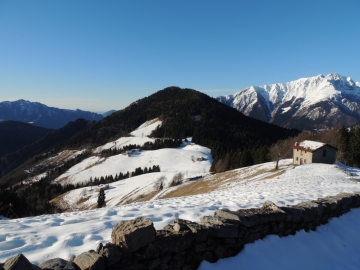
[{"left": 217, "top": 74, "right": 360, "bottom": 129}]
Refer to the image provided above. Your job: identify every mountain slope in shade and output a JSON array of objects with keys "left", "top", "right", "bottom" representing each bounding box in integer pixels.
[
  {"left": 0, "top": 100, "right": 103, "bottom": 129},
  {"left": 0, "top": 121, "right": 53, "bottom": 158},
  {"left": 0, "top": 119, "right": 93, "bottom": 186},
  {"left": 217, "top": 74, "right": 360, "bottom": 130}
]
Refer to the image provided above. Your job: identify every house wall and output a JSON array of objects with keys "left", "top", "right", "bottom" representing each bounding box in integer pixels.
[
  {"left": 312, "top": 145, "right": 337, "bottom": 164},
  {"left": 293, "top": 149, "right": 313, "bottom": 165}
]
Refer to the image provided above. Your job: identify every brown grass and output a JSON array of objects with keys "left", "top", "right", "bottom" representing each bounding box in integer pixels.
[
  {"left": 77, "top": 195, "right": 92, "bottom": 204},
  {"left": 123, "top": 191, "right": 159, "bottom": 205}
]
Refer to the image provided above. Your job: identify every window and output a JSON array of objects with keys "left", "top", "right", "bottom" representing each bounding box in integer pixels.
[
  {"left": 296, "top": 157, "right": 298, "bottom": 161},
  {"left": 323, "top": 150, "right": 327, "bottom": 157}
]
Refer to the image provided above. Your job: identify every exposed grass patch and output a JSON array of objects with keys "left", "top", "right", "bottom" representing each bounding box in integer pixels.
[
  {"left": 124, "top": 191, "right": 159, "bottom": 204},
  {"left": 77, "top": 195, "right": 92, "bottom": 204},
  {"left": 263, "top": 170, "right": 286, "bottom": 179}
]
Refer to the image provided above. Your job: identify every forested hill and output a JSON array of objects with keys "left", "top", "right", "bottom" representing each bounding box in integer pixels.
[
  {"left": 64, "top": 87, "right": 300, "bottom": 171},
  {"left": 0, "top": 119, "right": 93, "bottom": 186},
  {"left": 0, "top": 121, "right": 53, "bottom": 158}
]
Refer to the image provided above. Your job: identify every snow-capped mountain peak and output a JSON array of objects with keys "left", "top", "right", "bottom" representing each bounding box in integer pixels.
[{"left": 216, "top": 74, "right": 360, "bottom": 130}]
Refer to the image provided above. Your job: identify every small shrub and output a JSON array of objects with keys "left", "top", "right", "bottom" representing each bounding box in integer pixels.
[{"left": 169, "top": 172, "right": 184, "bottom": 187}]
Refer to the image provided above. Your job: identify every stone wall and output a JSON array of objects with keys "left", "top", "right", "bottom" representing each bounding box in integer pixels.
[{"left": 2, "top": 192, "right": 360, "bottom": 270}]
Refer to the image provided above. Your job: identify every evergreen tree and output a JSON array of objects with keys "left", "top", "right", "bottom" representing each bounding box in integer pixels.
[{"left": 97, "top": 188, "right": 106, "bottom": 208}]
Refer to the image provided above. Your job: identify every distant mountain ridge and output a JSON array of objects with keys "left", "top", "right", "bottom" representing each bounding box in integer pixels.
[
  {"left": 216, "top": 74, "right": 360, "bottom": 130},
  {"left": 0, "top": 99, "right": 103, "bottom": 129}
]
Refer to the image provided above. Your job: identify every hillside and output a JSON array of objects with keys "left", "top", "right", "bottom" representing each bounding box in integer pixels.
[
  {"left": 62, "top": 87, "right": 300, "bottom": 171},
  {"left": 0, "top": 119, "right": 93, "bottom": 187},
  {"left": 0, "top": 160, "right": 359, "bottom": 266},
  {"left": 217, "top": 74, "right": 360, "bottom": 130},
  {"left": 0, "top": 121, "right": 53, "bottom": 158},
  {"left": 0, "top": 99, "right": 103, "bottom": 129}
]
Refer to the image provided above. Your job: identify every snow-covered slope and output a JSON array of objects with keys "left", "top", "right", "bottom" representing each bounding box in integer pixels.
[
  {"left": 1, "top": 160, "right": 360, "bottom": 267},
  {"left": 38, "top": 119, "right": 211, "bottom": 209},
  {"left": 53, "top": 142, "right": 212, "bottom": 209},
  {"left": 217, "top": 74, "right": 360, "bottom": 130},
  {"left": 0, "top": 99, "right": 103, "bottom": 129}
]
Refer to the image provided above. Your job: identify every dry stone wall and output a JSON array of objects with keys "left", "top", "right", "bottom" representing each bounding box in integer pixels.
[{"left": 2, "top": 192, "right": 360, "bottom": 270}]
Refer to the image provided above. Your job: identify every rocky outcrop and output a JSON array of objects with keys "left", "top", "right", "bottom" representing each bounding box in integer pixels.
[
  {"left": 111, "top": 218, "right": 156, "bottom": 252},
  {"left": 39, "top": 258, "right": 75, "bottom": 270},
  {"left": 3, "top": 192, "right": 360, "bottom": 270},
  {"left": 73, "top": 251, "right": 104, "bottom": 270},
  {"left": 2, "top": 254, "right": 33, "bottom": 270}
]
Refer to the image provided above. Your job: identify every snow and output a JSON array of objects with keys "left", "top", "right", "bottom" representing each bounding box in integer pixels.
[
  {"left": 129, "top": 118, "right": 162, "bottom": 137},
  {"left": 298, "top": 140, "right": 325, "bottom": 151},
  {"left": 93, "top": 137, "right": 155, "bottom": 153},
  {"left": 281, "top": 107, "right": 291, "bottom": 114},
  {"left": 1, "top": 160, "right": 360, "bottom": 267},
  {"left": 54, "top": 142, "right": 212, "bottom": 188},
  {"left": 217, "top": 73, "right": 360, "bottom": 122},
  {"left": 199, "top": 208, "right": 360, "bottom": 270}
]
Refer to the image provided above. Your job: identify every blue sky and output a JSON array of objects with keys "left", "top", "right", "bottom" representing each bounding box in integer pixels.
[{"left": 1, "top": 1, "right": 359, "bottom": 112}]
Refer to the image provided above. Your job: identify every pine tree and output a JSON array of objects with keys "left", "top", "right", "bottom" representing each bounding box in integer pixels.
[{"left": 97, "top": 188, "right": 106, "bottom": 208}]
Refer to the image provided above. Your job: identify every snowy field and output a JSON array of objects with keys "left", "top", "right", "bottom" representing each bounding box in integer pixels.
[{"left": 1, "top": 160, "right": 360, "bottom": 268}]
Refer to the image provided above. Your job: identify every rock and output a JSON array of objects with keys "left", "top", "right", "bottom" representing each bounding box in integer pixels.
[
  {"left": 3, "top": 254, "right": 32, "bottom": 270},
  {"left": 296, "top": 201, "right": 323, "bottom": 222},
  {"left": 95, "top": 243, "right": 103, "bottom": 254},
  {"left": 215, "top": 202, "right": 286, "bottom": 228},
  {"left": 202, "top": 252, "right": 217, "bottom": 263},
  {"left": 111, "top": 218, "right": 156, "bottom": 252},
  {"left": 73, "top": 250, "right": 105, "bottom": 270},
  {"left": 173, "top": 219, "right": 209, "bottom": 242},
  {"left": 214, "top": 246, "right": 225, "bottom": 259},
  {"left": 200, "top": 216, "right": 238, "bottom": 238},
  {"left": 143, "top": 230, "right": 194, "bottom": 259},
  {"left": 280, "top": 206, "right": 304, "bottom": 223},
  {"left": 147, "top": 258, "right": 160, "bottom": 270},
  {"left": 98, "top": 243, "right": 122, "bottom": 268},
  {"left": 32, "top": 265, "right": 41, "bottom": 270},
  {"left": 39, "top": 258, "right": 75, "bottom": 270},
  {"left": 162, "top": 225, "right": 174, "bottom": 231},
  {"left": 195, "top": 243, "right": 206, "bottom": 253}
]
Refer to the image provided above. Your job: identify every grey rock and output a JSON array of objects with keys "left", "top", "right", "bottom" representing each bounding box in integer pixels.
[
  {"left": 3, "top": 254, "right": 32, "bottom": 270},
  {"left": 95, "top": 243, "right": 103, "bottom": 254},
  {"left": 200, "top": 216, "right": 238, "bottom": 238},
  {"left": 297, "top": 201, "right": 323, "bottom": 222},
  {"left": 144, "top": 230, "right": 194, "bottom": 259},
  {"left": 111, "top": 217, "right": 156, "bottom": 252},
  {"left": 39, "top": 258, "right": 75, "bottom": 270},
  {"left": 73, "top": 250, "right": 104, "bottom": 270},
  {"left": 98, "top": 243, "right": 121, "bottom": 268},
  {"left": 173, "top": 219, "right": 208, "bottom": 242},
  {"left": 280, "top": 206, "right": 304, "bottom": 223},
  {"left": 162, "top": 225, "right": 174, "bottom": 231},
  {"left": 215, "top": 202, "right": 286, "bottom": 228}
]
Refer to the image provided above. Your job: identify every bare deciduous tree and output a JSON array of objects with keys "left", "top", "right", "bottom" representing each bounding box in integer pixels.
[
  {"left": 169, "top": 172, "right": 184, "bottom": 187},
  {"left": 154, "top": 176, "right": 166, "bottom": 191}
]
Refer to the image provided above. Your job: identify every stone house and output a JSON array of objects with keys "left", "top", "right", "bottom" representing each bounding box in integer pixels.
[{"left": 291, "top": 140, "right": 337, "bottom": 165}]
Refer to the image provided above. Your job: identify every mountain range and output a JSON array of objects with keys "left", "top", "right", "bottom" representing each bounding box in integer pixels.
[
  {"left": 216, "top": 74, "right": 360, "bottom": 130},
  {"left": 0, "top": 100, "right": 103, "bottom": 129}
]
